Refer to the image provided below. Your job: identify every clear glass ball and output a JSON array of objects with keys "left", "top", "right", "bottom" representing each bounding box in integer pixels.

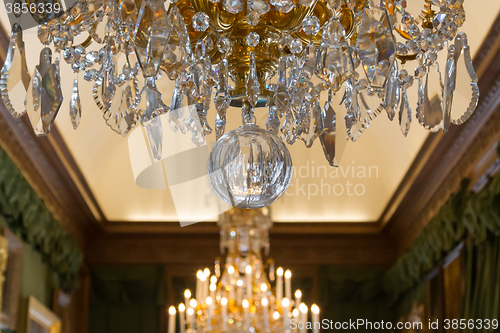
[{"left": 208, "top": 124, "right": 293, "bottom": 209}]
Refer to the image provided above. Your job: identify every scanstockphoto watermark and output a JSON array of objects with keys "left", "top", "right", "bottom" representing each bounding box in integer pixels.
[
  {"left": 285, "top": 161, "right": 379, "bottom": 199},
  {"left": 290, "top": 319, "right": 423, "bottom": 331},
  {"left": 3, "top": 0, "right": 77, "bottom": 31}
]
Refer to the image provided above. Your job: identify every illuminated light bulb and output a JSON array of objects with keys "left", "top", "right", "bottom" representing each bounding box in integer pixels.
[
  {"left": 282, "top": 298, "right": 290, "bottom": 307},
  {"left": 169, "top": 306, "right": 176, "bottom": 315},
  {"left": 237, "top": 280, "right": 244, "bottom": 286},
  {"left": 273, "top": 311, "right": 280, "bottom": 320},
  {"left": 200, "top": 274, "right": 207, "bottom": 282},
  {"left": 190, "top": 299, "right": 198, "bottom": 308},
  {"left": 285, "top": 270, "right": 291, "bottom": 279},
  {"left": 179, "top": 303, "right": 185, "bottom": 312},
  {"left": 277, "top": 267, "right": 284, "bottom": 276},
  {"left": 242, "top": 299, "right": 250, "bottom": 308},
  {"left": 197, "top": 270, "right": 203, "bottom": 279},
  {"left": 210, "top": 284, "right": 216, "bottom": 291},
  {"left": 210, "top": 276, "right": 217, "bottom": 284},
  {"left": 295, "top": 290, "right": 302, "bottom": 298},
  {"left": 204, "top": 268, "right": 210, "bottom": 277},
  {"left": 184, "top": 290, "right": 191, "bottom": 298},
  {"left": 262, "top": 298, "right": 268, "bottom": 306},
  {"left": 206, "top": 297, "right": 213, "bottom": 305},
  {"left": 293, "top": 309, "right": 299, "bottom": 317},
  {"left": 187, "top": 308, "right": 194, "bottom": 316},
  {"left": 228, "top": 265, "right": 235, "bottom": 274},
  {"left": 261, "top": 283, "right": 268, "bottom": 292},
  {"left": 245, "top": 265, "right": 252, "bottom": 274},
  {"left": 299, "top": 303, "right": 308, "bottom": 313},
  {"left": 221, "top": 297, "right": 228, "bottom": 306},
  {"left": 311, "top": 304, "right": 319, "bottom": 314}
]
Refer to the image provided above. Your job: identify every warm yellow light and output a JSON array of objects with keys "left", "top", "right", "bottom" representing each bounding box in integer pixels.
[
  {"left": 210, "top": 276, "right": 217, "bottom": 284},
  {"left": 311, "top": 304, "right": 320, "bottom": 314},
  {"left": 169, "top": 306, "right": 176, "bottom": 315},
  {"left": 210, "top": 283, "right": 216, "bottom": 291},
  {"left": 200, "top": 274, "right": 206, "bottom": 282},
  {"left": 299, "top": 303, "right": 308, "bottom": 314},
  {"left": 277, "top": 267, "right": 283, "bottom": 276},
  {"left": 292, "top": 309, "right": 299, "bottom": 317},
  {"left": 282, "top": 298, "right": 290, "bottom": 307},
  {"left": 273, "top": 311, "right": 280, "bottom": 320},
  {"left": 228, "top": 265, "right": 235, "bottom": 274},
  {"left": 197, "top": 270, "right": 203, "bottom": 279},
  {"left": 295, "top": 290, "right": 302, "bottom": 298},
  {"left": 285, "top": 270, "right": 291, "bottom": 279},
  {"left": 237, "top": 280, "right": 244, "bottom": 287},
  {"left": 262, "top": 298, "right": 268, "bottom": 306},
  {"left": 204, "top": 268, "right": 210, "bottom": 277},
  {"left": 261, "top": 283, "right": 267, "bottom": 292},
  {"left": 190, "top": 299, "right": 197, "bottom": 308},
  {"left": 245, "top": 265, "right": 252, "bottom": 274},
  {"left": 242, "top": 299, "right": 249, "bottom": 308},
  {"left": 179, "top": 303, "right": 185, "bottom": 312},
  {"left": 206, "top": 297, "right": 213, "bottom": 305},
  {"left": 184, "top": 289, "right": 191, "bottom": 298},
  {"left": 221, "top": 297, "right": 228, "bottom": 306},
  {"left": 187, "top": 308, "right": 194, "bottom": 316}
]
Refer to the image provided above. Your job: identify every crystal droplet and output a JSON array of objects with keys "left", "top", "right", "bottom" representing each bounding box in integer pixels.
[
  {"left": 133, "top": 0, "right": 170, "bottom": 77},
  {"left": 320, "top": 89, "right": 347, "bottom": 167},
  {"left": 416, "top": 62, "right": 443, "bottom": 131},
  {"left": 442, "top": 43, "right": 455, "bottom": 132},
  {"left": 450, "top": 33, "right": 479, "bottom": 126},
  {"left": 169, "top": 78, "right": 188, "bottom": 134},
  {"left": 163, "top": 7, "right": 193, "bottom": 80},
  {"left": 246, "top": 52, "right": 260, "bottom": 108},
  {"left": 215, "top": 59, "right": 231, "bottom": 139},
  {"left": 300, "top": 100, "right": 323, "bottom": 148},
  {"left": 104, "top": 80, "right": 139, "bottom": 136},
  {"left": 223, "top": 0, "right": 244, "bottom": 13},
  {"left": 274, "top": 57, "right": 289, "bottom": 118},
  {"left": 100, "top": 46, "right": 116, "bottom": 111},
  {"left": 383, "top": 60, "right": 399, "bottom": 121},
  {"left": 399, "top": 86, "right": 411, "bottom": 136},
  {"left": 266, "top": 105, "right": 280, "bottom": 134},
  {"left": 143, "top": 116, "right": 163, "bottom": 160},
  {"left": 0, "top": 24, "right": 31, "bottom": 118},
  {"left": 69, "top": 79, "right": 81, "bottom": 129},
  {"left": 315, "top": 17, "right": 353, "bottom": 91},
  {"left": 26, "top": 48, "right": 63, "bottom": 136},
  {"left": 137, "top": 77, "right": 167, "bottom": 122},
  {"left": 356, "top": 4, "right": 396, "bottom": 88}
]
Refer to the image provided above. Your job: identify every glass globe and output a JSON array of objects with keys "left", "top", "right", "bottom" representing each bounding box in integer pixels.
[{"left": 208, "top": 124, "right": 293, "bottom": 209}]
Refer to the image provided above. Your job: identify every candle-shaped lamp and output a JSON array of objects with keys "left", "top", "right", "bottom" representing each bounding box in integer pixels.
[
  {"left": 276, "top": 267, "right": 283, "bottom": 305},
  {"left": 242, "top": 299, "right": 250, "bottom": 328},
  {"left": 184, "top": 290, "right": 191, "bottom": 311},
  {"left": 187, "top": 308, "right": 195, "bottom": 329},
  {"left": 294, "top": 290, "right": 302, "bottom": 309},
  {"left": 168, "top": 306, "right": 176, "bottom": 333},
  {"left": 221, "top": 297, "right": 228, "bottom": 331},
  {"left": 199, "top": 274, "right": 207, "bottom": 305},
  {"left": 311, "top": 304, "right": 320, "bottom": 333},
  {"left": 206, "top": 297, "right": 213, "bottom": 330},
  {"left": 178, "top": 303, "right": 186, "bottom": 333},
  {"left": 203, "top": 268, "right": 210, "bottom": 301},
  {"left": 262, "top": 297, "right": 270, "bottom": 331},
  {"left": 299, "top": 303, "right": 308, "bottom": 333},
  {"left": 196, "top": 270, "right": 203, "bottom": 304},
  {"left": 285, "top": 270, "right": 292, "bottom": 301},
  {"left": 228, "top": 265, "right": 235, "bottom": 300},
  {"left": 282, "top": 298, "right": 290, "bottom": 331},
  {"left": 210, "top": 283, "right": 216, "bottom": 303},
  {"left": 189, "top": 299, "right": 197, "bottom": 311},
  {"left": 245, "top": 265, "right": 253, "bottom": 301}
]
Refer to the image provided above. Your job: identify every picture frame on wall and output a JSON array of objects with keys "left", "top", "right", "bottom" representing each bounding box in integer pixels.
[
  {"left": 26, "top": 296, "right": 61, "bottom": 333},
  {"left": 52, "top": 290, "right": 71, "bottom": 333},
  {"left": 0, "top": 227, "right": 23, "bottom": 331}
]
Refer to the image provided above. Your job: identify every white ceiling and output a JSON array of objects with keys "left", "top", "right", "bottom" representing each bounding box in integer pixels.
[{"left": 1, "top": 0, "right": 499, "bottom": 223}]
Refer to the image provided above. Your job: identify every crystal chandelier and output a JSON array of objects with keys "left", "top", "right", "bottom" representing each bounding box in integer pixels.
[
  {"left": 166, "top": 208, "right": 321, "bottom": 333},
  {"left": 0, "top": 0, "right": 477, "bottom": 208}
]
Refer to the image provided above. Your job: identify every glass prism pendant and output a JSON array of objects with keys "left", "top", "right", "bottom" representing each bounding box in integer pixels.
[
  {"left": 208, "top": 118, "right": 293, "bottom": 209},
  {"left": 69, "top": 79, "right": 81, "bottom": 129},
  {"left": 0, "top": 24, "right": 31, "bottom": 118},
  {"left": 320, "top": 89, "right": 348, "bottom": 167},
  {"left": 417, "top": 62, "right": 443, "bottom": 131},
  {"left": 26, "top": 47, "right": 63, "bottom": 136}
]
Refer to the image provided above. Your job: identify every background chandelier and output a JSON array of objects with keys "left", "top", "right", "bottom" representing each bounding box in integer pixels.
[
  {"left": 0, "top": 0, "right": 477, "bottom": 207},
  {"left": 166, "top": 208, "right": 320, "bottom": 333}
]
